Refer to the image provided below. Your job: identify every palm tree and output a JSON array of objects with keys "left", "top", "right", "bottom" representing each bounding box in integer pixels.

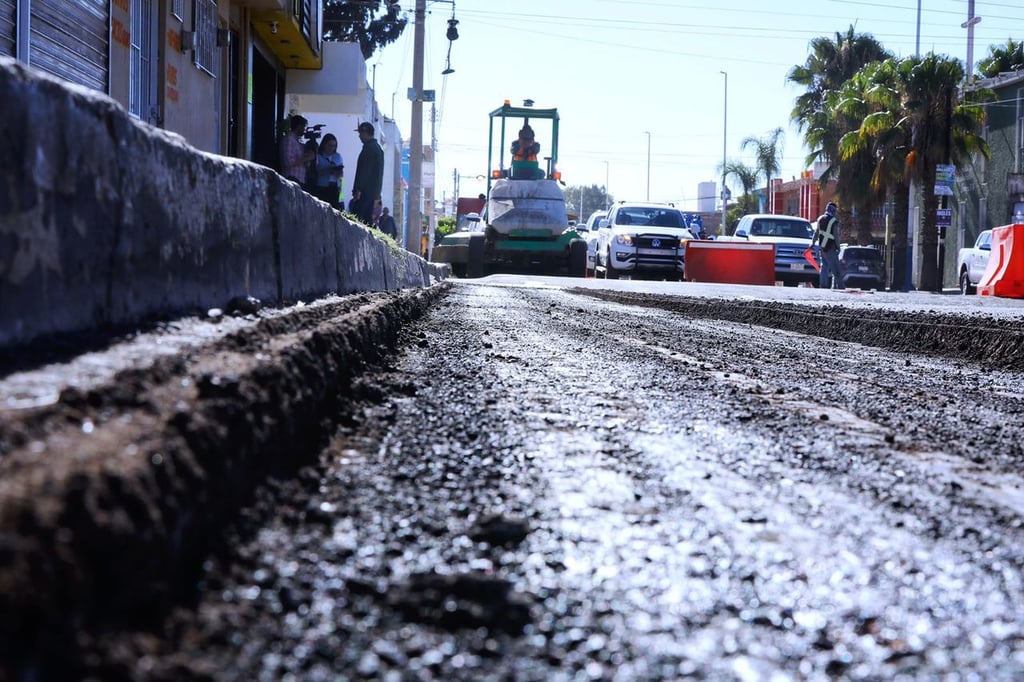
[
  {"left": 720, "top": 160, "right": 760, "bottom": 214},
  {"left": 740, "top": 127, "right": 785, "bottom": 212},
  {"left": 789, "top": 26, "right": 890, "bottom": 206},
  {"left": 897, "top": 54, "right": 989, "bottom": 290},
  {"left": 838, "top": 58, "right": 911, "bottom": 252},
  {"left": 977, "top": 38, "right": 1024, "bottom": 79}
]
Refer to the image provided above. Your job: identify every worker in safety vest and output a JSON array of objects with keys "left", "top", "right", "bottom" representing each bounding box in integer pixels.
[
  {"left": 812, "top": 201, "right": 843, "bottom": 289},
  {"left": 511, "top": 125, "right": 540, "bottom": 162}
]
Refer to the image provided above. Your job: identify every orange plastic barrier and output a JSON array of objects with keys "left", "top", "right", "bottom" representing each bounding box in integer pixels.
[
  {"left": 978, "top": 223, "right": 1024, "bottom": 298},
  {"left": 684, "top": 240, "right": 775, "bottom": 285}
]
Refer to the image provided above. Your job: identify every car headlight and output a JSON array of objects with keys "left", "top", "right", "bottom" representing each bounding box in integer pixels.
[{"left": 615, "top": 234, "right": 634, "bottom": 246}]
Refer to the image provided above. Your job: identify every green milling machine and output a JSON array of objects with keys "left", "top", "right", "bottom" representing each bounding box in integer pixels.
[{"left": 433, "top": 102, "right": 587, "bottom": 278}]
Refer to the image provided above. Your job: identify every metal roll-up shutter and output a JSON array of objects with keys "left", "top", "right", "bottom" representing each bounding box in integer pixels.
[
  {"left": 0, "top": 0, "right": 16, "bottom": 57},
  {"left": 29, "top": 0, "right": 108, "bottom": 92}
]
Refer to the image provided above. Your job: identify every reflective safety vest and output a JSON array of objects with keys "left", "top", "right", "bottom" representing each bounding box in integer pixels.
[
  {"left": 817, "top": 215, "right": 839, "bottom": 250},
  {"left": 512, "top": 140, "right": 539, "bottom": 162}
]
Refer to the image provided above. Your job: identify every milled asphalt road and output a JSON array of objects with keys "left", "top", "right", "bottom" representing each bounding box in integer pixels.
[
  {"left": 69, "top": 278, "right": 1023, "bottom": 681},
  {"left": 2, "top": 277, "right": 1023, "bottom": 680}
]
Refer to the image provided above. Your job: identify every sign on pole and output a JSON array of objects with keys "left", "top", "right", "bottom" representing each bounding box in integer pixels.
[{"left": 934, "top": 164, "right": 955, "bottom": 196}]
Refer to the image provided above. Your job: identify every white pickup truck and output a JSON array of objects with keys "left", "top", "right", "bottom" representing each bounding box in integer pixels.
[{"left": 957, "top": 229, "right": 992, "bottom": 295}]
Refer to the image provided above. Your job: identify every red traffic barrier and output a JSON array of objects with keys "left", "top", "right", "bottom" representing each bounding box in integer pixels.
[
  {"left": 978, "top": 223, "right": 1024, "bottom": 299},
  {"left": 684, "top": 240, "right": 775, "bottom": 285}
]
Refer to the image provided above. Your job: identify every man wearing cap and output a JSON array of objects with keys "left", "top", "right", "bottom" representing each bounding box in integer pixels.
[
  {"left": 351, "top": 121, "right": 385, "bottom": 226},
  {"left": 812, "top": 201, "right": 843, "bottom": 289}
]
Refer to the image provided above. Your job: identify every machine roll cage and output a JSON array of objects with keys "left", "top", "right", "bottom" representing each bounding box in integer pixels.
[{"left": 487, "top": 102, "right": 560, "bottom": 196}]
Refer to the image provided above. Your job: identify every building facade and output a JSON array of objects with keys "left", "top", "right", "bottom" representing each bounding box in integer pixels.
[
  {"left": 964, "top": 72, "right": 1024, "bottom": 237},
  {"left": 2, "top": 0, "right": 321, "bottom": 165},
  {"left": 3, "top": 1, "right": 409, "bottom": 237}
]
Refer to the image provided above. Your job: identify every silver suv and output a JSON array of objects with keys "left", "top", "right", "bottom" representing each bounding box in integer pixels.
[
  {"left": 728, "top": 214, "right": 816, "bottom": 286},
  {"left": 596, "top": 202, "right": 695, "bottom": 279}
]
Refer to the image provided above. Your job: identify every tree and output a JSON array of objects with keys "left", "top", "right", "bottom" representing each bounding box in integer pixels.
[
  {"left": 564, "top": 184, "right": 614, "bottom": 223},
  {"left": 829, "top": 71, "right": 886, "bottom": 243},
  {"left": 838, "top": 58, "right": 911, "bottom": 251},
  {"left": 897, "top": 54, "right": 989, "bottom": 290},
  {"left": 323, "top": 0, "right": 407, "bottom": 60},
  {"left": 435, "top": 216, "right": 457, "bottom": 245},
  {"left": 977, "top": 38, "right": 1024, "bottom": 79},
  {"left": 788, "top": 26, "right": 890, "bottom": 193},
  {"left": 720, "top": 160, "right": 760, "bottom": 214},
  {"left": 740, "top": 127, "right": 785, "bottom": 212}
]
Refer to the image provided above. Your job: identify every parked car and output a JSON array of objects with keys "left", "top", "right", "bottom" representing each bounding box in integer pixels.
[
  {"left": 957, "top": 229, "right": 992, "bottom": 295},
  {"left": 577, "top": 210, "right": 607, "bottom": 275},
  {"left": 725, "top": 214, "right": 817, "bottom": 286},
  {"left": 838, "top": 245, "right": 885, "bottom": 290},
  {"left": 596, "top": 202, "right": 695, "bottom": 280}
]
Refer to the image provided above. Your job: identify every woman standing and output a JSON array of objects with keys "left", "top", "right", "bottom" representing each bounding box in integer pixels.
[{"left": 314, "top": 134, "right": 344, "bottom": 208}]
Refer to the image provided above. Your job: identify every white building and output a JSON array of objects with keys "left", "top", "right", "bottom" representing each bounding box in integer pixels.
[
  {"left": 286, "top": 42, "right": 405, "bottom": 243},
  {"left": 698, "top": 181, "right": 717, "bottom": 213}
]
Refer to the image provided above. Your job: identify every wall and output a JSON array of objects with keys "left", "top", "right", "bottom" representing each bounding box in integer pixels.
[{"left": 0, "top": 56, "right": 444, "bottom": 351}]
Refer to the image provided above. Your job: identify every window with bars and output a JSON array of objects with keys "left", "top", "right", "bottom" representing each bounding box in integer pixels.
[
  {"left": 171, "top": 0, "right": 183, "bottom": 21},
  {"left": 129, "top": 0, "right": 152, "bottom": 119},
  {"left": 193, "top": 0, "right": 217, "bottom": 77}
]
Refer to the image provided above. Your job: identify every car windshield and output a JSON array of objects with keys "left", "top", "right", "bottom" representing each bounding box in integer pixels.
[
  {"left": 615, "top": 208, "right": 686, "bottom": 228},
  {"left": 748, "top": 219, "right": 813, "bottom": 239}
]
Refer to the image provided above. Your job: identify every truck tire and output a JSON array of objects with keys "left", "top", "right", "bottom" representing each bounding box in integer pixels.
[
  {"left": 569, "top": 239, "right": 587, "bottom": 278},
  {"left": 959, "top": 268, "right": 976, "bottom": 295},
  {"left": 602, "top": 250, "right": 619, "bottom": 279},
  {"left": 467, "top": 235, "right": 486, "bottom": 278}
]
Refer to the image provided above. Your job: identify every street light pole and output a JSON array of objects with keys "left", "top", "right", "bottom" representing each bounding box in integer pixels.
[
  {"left": 408, "top": 0, "right": 425, "bottom": 255},
  {"left": 720, "top": 70, "right": 728, "bottom": 237},
  {"left": 603, "top": 160, "right": 610, "bottom": 208},
  {"left": 644, "top": 131, "right": 651, "bottom": 201}
]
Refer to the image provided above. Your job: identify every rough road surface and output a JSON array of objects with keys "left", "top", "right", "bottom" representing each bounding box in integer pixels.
[{"left": 3, "top": 280, "right": 1024, "bottom": 680}]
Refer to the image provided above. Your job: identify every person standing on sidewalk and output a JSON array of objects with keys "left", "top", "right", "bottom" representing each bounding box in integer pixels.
[
  {"left": 812, "top": 201, "right": 843, "bottom": 289},
  {"left": 350, "top": 122, "right": 384, "bottom": 226}
]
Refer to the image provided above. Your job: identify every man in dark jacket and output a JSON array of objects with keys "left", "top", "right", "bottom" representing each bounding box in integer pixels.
[
  {"left": 377, "top": 206, "right": 398, "bottom": 240},
  {"left": 350, "top": 122, "right": 384, "bottom": 226},
  {"left": 812, "top": 201, "right": 843, "bottom": 289}
]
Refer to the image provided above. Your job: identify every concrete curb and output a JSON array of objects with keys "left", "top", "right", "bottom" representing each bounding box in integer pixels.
[
  {"left": 0, "top": 286, "right": 448, "bottom": 677},
  {"left": 0, "top": 56, "right": 447, "bottom": 351}
]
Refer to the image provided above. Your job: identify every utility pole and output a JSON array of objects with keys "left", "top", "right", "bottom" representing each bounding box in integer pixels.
[
  {"left": 962, "top": 0, "right": 981, "bottom": 85},
  {"left": 720, "top": 71, "right": 728, "bottom": 237},
  {"left": 905, "top": 2, "right": 922, "bottom": 291},
  {"left": 407, "top": 0, "right": 425, "bottom": 256},
  {"left": 424, "top": 101, "right": 436, "bottom": 261}
]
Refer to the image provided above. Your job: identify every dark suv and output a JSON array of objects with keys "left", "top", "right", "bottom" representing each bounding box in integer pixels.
[{"left": 838, "top": 246, "right": 885, "bottom": 289}]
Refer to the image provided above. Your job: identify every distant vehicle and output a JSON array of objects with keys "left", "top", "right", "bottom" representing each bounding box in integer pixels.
[
  {"left": 957, "top": 229, "right": 992, "bottom": 295},
  {"left": 724, "top": 214, "right": 817, "bottom": 286},
  {"left": 595, "top": 202, "right": 695, "bottom": 280},
  {"left": 578, "top": 210, "right": 607, "bottom": 275},
  {"left": 838, "top": 245, "right": 885, "bottom": 290}
]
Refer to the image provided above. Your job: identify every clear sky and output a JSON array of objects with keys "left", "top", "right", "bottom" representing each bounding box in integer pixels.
[{"left": 368, "top": 0, "right": 1024, "bottom": 213}]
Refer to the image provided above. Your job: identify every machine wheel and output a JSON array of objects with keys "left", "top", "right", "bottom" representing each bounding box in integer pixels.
[
  {"left": 959, "top": 268, "right": 976, "bottom": 295},
  {"left": 602, "top": 251, "right": 619, "bottom": 279},
  {"left": 568, "top": 240, "right": 587, "bottom": 278},
  {"left": 467, "top": 235, "right": 486, "bottom": 278}
]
